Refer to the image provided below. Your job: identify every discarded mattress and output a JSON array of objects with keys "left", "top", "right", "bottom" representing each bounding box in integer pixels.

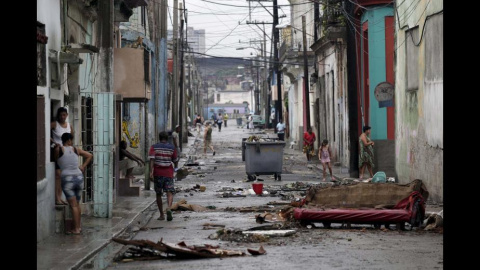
[{"left": 294, "top": 191, "right": 425, "bottom": 226}]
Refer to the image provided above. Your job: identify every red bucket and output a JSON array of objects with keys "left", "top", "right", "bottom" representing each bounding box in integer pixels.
[{"left": 252, "top": 183, "right": 263, "bottom": 195}]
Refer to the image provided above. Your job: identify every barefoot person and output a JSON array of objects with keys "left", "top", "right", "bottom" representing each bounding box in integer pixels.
[
  {"left": 51, "top": 107, "right": 74, "bottom": 205},
  {"left": 55, "top": 133, "right": 93, "bottom": 235},
  {"left": 359, "top": 126, "right": 375, "bottom": 179}
]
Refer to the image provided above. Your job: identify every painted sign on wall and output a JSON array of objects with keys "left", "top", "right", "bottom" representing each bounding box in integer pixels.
[{"left": 374, "top": 81, "right": 394, "bottom": 107}]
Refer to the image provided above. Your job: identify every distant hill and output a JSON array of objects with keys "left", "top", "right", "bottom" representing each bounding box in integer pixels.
[{"left": 196, "top": 57, "right": 251, "bottom": 76}]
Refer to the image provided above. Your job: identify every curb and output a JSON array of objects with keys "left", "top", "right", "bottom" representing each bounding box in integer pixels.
[{"left": 70, "top": 197, "right": 158, "bottom": 269}]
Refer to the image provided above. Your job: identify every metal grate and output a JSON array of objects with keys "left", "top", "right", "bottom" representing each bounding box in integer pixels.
[{"left": 76, "top": 92, "right": 117, "bottom": 217}]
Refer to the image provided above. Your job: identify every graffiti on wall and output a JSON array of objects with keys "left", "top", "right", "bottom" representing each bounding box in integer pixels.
[{"left": 122, "top": 120, "right": 140, "bottom": 148}]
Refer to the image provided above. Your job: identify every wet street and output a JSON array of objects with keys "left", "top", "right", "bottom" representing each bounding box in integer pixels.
[{"left": 78, "top": 122, "right": 443, "bottom": 270}]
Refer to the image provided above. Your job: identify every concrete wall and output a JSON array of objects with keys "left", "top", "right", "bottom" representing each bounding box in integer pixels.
[
  {"left": 395, "top": 0, "right": 443, "bottom": 203},
  {"left": 37, "top": 163, "right": 56, "bottom": 243},
  {"left": 37, "top": 0, "right": 61, "bottom": 243}
]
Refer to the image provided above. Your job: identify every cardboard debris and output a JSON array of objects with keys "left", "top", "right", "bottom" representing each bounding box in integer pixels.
[{"left": 171, "top": 199, "right": 208, "bottom": 212}]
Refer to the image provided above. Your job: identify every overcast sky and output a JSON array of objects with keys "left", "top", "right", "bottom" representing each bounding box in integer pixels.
[{"left": 168, "top": 0, "right": 292, "bottom": 58}]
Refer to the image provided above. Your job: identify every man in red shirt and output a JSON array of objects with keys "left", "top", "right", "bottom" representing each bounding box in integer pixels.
[
  {"left": 303, "top": 127, "right": 316, "bottom": 163},
  {"left": 149, "top": 131, "right": 179, "bottom": 221}
]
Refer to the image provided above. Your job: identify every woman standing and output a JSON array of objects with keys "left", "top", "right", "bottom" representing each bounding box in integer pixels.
[
  {"left": 303, "top": 127, "right": 316, "bottom": 163},
  {"left": 359, "top": 126, "right": 375, "bottom": 179},
  {"left": 55, "top": 133, "right": 93, "bottom": 235},
  {"left": 51, "top": 107, "right": 74, "bottom": 205}
]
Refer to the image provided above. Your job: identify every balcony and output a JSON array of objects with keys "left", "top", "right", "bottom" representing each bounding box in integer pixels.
[
  {"left": 114, "top": 48, "right": 151, "bottom": 102},
  {"left": 279, "top": 38, "right": 315, "bottom": 63}
]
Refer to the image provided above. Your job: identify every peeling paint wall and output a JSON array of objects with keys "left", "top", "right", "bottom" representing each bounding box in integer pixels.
[
  {"left": 315, "top": 42, "right": 350, "bottom": 168},
  {"left": 37, "top": 0, "right": 62, "bottom": 243},
  {"left": 395, "top": 0, "right": 443, "bottom": 203}
]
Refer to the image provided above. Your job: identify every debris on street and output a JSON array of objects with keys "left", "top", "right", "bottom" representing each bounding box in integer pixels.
[
  {"left": 112, "top": 238, "right": 257, "bottom": 260},
  {"left": 423, "top": 210, "right": 443, "bottom": 232},
  {"left": 247, "top": 245, "right": 266, "bottom": 255},
  {"left": 209, "top": 228, "right": 270, "bottom": 243},
  {"left": 242, "top": 230, "right": 296, "bottom": 237},
  {"left": 170, "top": 199, "right": 208, "bottom": 212}
]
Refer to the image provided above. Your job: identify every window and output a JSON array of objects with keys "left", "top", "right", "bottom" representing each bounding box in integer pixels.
[
  {"left": 144, "top": 49, "right": 150, "bottom": 83},
  {"left": 37, "top": 96, "right": 46, "bottom": 181},
  {"left": 406, "top": 27, "right": 420, "bottom": 91},
  {"left": 37, "top": 22, "right": 47, "bottom": 86},
  {"left": 217, "top": 94, "right": 220, "bottom": 102}
]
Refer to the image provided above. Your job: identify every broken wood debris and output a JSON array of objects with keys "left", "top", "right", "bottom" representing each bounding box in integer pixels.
[
  {"left": 247, "top": 245, "right": 266, "bottom": 255},
  {"left": 113, "top": 238, "right": 257, "bottom": 260},
  {"left": 242, "top": 230, "right": 296, "bottom": 237}
]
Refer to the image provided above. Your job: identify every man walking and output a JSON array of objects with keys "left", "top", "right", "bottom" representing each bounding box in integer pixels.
[
  {"left": 149, "top": 131, "right": 179, "bottom": 221},
  {"left": 276, "top": 118, "right": 286, "bottom": 141}
]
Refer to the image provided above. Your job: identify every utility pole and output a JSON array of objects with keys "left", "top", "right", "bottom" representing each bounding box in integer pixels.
[
  {"left": 263, "top": 30, "right": 269, "bottom": 129},
  {"left": 159, "top": 0, "right": 168, "bottom": 132},
  {"left": 179, "top": 2, "right": 185, "bottom": 148},
  {"left": 255, "top": 63, "right": 260, "bottom": 115},
  {"left": 273, "top": 0, "right": 282, "bottom": 128},
  {"left": 172, "top": 0, "right": 179, "bottom": 128},
  {"left": 302, "top": 16, "right": 310, "bottom": 130}
]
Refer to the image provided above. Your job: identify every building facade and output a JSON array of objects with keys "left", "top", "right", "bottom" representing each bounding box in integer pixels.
[{"left": 394, "top": 0, "right": 443, "bottom": 203}]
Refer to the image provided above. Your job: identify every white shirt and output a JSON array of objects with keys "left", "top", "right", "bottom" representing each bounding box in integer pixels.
[
  {"left": 52, "top": 121, "right": 71, "bottom": 145},
  {"left": 276, "top": 122, "right": 286, "bottom": 133}
]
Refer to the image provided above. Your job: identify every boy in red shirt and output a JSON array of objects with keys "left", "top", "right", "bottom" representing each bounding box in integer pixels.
[{"left": 149, "top": 131, "right": 179, "bottom": 221}]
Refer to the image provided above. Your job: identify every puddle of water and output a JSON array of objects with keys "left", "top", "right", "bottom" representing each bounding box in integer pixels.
[{"left": 78, "top": 242, "right": 121, "bottom": 270}]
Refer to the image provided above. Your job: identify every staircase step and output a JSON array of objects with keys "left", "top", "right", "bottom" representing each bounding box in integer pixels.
[{"left": 118, "top": 178, "right": 141, "bottom": 197}]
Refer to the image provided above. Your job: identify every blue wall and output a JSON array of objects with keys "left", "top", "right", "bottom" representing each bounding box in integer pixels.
[{"left": 361, "top": 7, "right": 394, "bottom": 140}]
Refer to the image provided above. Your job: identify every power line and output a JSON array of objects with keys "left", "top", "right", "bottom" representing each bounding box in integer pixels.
[
  {"left": 185, "top": 50, "right": 316, "bottom": 66},
  {"left": 204, "top": 13, "right": 250, "bottom": 53},
  {"left": 199, "top": 0, "right": 316, "bottom": 8}
]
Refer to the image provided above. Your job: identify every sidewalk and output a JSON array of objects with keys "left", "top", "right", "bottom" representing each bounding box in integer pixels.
[{"left": 36, "top": 135, "right": 196, "bottom": 270}]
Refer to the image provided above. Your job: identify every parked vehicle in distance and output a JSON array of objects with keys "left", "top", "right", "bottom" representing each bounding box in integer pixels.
[{"left": 251, "top": 115, "right": 265, "bottom": 128}]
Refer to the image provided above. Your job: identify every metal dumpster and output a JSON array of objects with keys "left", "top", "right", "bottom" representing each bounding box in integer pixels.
[{"left": 245, "top": 141, "right": 285, "bottom": 181}]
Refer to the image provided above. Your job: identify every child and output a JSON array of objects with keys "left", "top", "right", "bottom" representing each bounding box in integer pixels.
[{"left": 319, "top": 139, "right": 334, "bottom": 181}]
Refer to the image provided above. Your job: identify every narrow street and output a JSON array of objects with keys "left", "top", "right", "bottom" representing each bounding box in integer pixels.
[{"left": 79, "top": 122, "right": 443, "bottom": 270}]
